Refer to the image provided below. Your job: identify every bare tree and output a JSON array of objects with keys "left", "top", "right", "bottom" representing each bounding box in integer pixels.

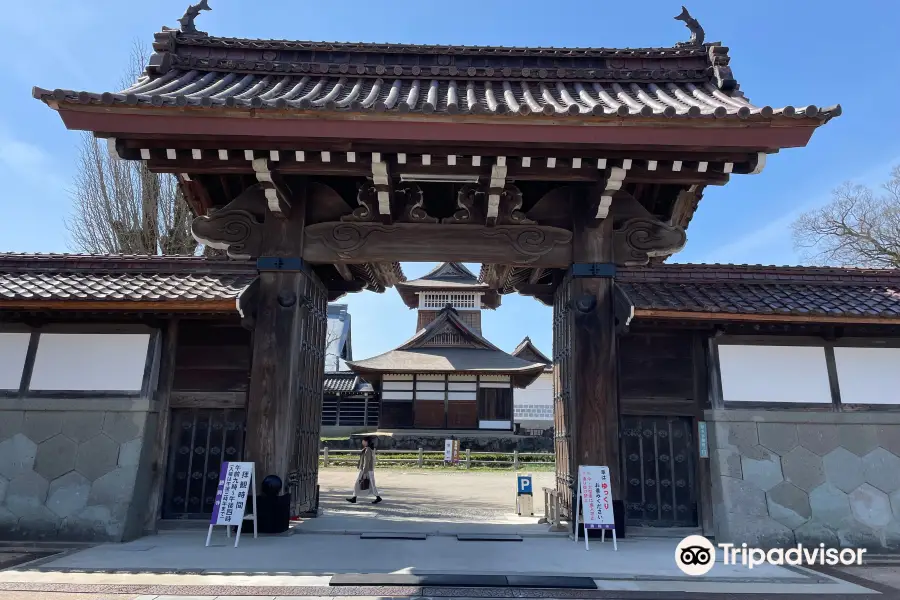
[
  {"left": 792, "top": 166, "right": 900, "bottom": 269},
  {"left": 66, "top": 41, "right": 200, "bottom": 255},
  {"left": 324, "top": 326, "right": 346, "bottom": 372}
]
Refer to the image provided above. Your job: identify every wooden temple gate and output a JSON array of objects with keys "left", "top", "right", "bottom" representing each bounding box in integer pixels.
[{"left": 34, "top": 4, "right": 835, "bottom": 521}]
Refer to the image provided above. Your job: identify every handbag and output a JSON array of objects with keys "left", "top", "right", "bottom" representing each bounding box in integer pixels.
[{"left": 359, "top": 475, "right": 370, "bottom": 491}]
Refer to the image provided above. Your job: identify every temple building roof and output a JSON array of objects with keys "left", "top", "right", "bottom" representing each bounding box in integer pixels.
[
  {"left": 32, "top": 8, "right": 839, "bottom": 128},
  {"left": 323, "top": 372, "right": 373, "bottom": 394},
  {"left": 345, "top": 305, "right": 546, "bottom": 387},
  {"left": 512, "top": 337, "right": 553, "bottom": 369},
  {"left": 395, "top": 263, "right": 500, "bottom": 309}
]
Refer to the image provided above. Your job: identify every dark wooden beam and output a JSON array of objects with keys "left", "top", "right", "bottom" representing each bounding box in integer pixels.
[
  {"left": 61, "top": 108, "right": 819, "bottom": 150},
  {"left": 303, "top": 222, "right": 573, "bottom": 267},
  {"left": 121, "top": 137, "right": 765, "bottom": 164},
  {"left": 147, "top": 156, "right": 730, "bottom": 186}
]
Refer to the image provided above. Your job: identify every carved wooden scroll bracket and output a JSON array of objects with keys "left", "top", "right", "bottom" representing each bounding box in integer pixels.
[
  {"left": 613, "top": 218, "right": 687, "bottom": 266},
  {"left": 442, "top": 184, "right": 483, "bottom": 225},
  {"left": 191, "top": 184, "right": 266, "bottom": 260},
  {"left": 398, "top": 183, "right": 438, "bottom": 223},
  {"left": 341, "top": 182, "right": 378, "bottom": 223}
]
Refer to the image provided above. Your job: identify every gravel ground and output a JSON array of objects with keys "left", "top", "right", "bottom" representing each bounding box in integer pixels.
[{"left": 318, "top": 468, "right": 555, "bottom": 523}]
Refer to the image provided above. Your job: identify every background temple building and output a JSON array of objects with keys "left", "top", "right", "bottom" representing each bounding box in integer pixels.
[
  {"left": 346, "top": 263, "right": 546, "bottom": 431},
  {"left": 3, "top": 3, "right": 900, "bottom": 552}
]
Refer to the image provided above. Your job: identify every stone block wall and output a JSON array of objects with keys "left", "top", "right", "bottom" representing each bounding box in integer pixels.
[
  {"left": 0, "top": 402, "right": 156, "bottom": 542},
  {"left": 707, "top": 409, "right": 900, "bottom": 550}
]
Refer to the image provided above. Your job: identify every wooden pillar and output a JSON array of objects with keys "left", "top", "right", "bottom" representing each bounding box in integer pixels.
[
  {"left": 244, "top": 179, "right": 327, "bottom": 516},
  {"left": 571, "top": 214, "right": 620, "bottom": 495},
  {"left": 144, "top": 318, "right": 179, "bottom": 532},
  {"left": 553, "top": 192, "right": 621, "bottom": 521}
]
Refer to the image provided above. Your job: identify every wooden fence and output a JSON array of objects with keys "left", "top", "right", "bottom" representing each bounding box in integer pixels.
[{"left": 319, "top": 449, "right": 553, "bottom": 470}]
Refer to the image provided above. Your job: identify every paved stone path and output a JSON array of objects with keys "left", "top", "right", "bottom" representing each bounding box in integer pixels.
[{"left": 314, "top": 468, "right": 555, "bottom": 530}]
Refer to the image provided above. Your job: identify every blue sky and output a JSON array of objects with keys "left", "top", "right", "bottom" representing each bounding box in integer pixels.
[{"left": 1, "top": 0, "right": 899, "bottom": 361}]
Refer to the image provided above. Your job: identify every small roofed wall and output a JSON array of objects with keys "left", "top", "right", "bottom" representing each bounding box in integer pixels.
[{"left": 0, "top": 325, "right": 161, "bottom": 542}]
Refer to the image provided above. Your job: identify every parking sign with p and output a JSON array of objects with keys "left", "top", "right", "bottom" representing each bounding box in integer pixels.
[{"left": 517, "top": 475, "right": 532, "bottom": 495}]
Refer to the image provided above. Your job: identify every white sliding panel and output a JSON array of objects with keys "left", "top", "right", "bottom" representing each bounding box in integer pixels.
[
  {"left": 833, "top": 347, "right": 900, "bottom": 405},
  {"left": 0, "top": 332, "right": 31, "bottom": 390},
  {"left": 30, "top": 333, "right": 151, "bottom": 392},
  {"left": 717, "top": 344, "right": 832, "bottom": 404}
]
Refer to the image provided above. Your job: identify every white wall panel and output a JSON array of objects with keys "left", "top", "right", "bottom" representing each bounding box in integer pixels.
[
  {"left": 448, "top": 382, "right": 477, "bottom": 391},
  {"left": 448, "top": 374, "right": 477, "bottom": 381},
  {"left": 448, "top": 391, "right": 476, "bottom": 400},
  {"left": 415, "top": 391, "right": 445, "bottom": 401},
  {"left": 416, "top": 381, "right": 446, "bottom": 391},
  {"left": 382, "top": 391, "right": 413, "bottom": 401},
  {"left": 383, "top": 381, "right": 414, "bottom": 391},
  {"left": 834, "top": 347, "right": 900, "bottom": 405},
  {"left": 30, "top": 333, "right": 151, "bottom": 392},
  {"left": 514, "top": 373, "right": 553, "bottom": 407},
  {"left": 416, "top": 374, "right": 445, "bottom": 380},
  {"left": 479, "top": 382, "right": 511, "bottom": 389},
  {"left": 0, "top": 332, "right": 31, "bottom": 390},
  {"left": 718, "top": 344, "right": 832, "bottom": 404}
]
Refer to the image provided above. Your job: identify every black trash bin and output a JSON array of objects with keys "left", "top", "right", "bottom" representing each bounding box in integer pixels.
[{"left": 256, "top": 493, "right": 291, "bottom": 534}]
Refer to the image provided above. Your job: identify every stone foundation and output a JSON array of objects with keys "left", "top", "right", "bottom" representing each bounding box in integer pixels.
[
  {"left": 0, "top": 399, "right": 156, "bottom": 542},
  {"left": 707, "top": 409, "right": 900, "bottom": 550}
]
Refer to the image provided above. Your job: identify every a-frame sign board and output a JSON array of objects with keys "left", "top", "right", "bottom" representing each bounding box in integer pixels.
[
  {"left": 574, "top": 465, "right": 617, "bottom": 551},
  {"left": 205, "top": 461, "right": 258, "bottom": 548}
]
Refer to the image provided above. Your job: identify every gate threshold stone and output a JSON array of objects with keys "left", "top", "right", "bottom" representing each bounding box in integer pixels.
[
  {"left": 359, "top": 532, "right": 428, "bottom": 540},
  {"left": 456, "top": 534, "right": 523, "bottom": 541},
  {"left": 329, "top": 573, "right": 597, "bottom": 588}
]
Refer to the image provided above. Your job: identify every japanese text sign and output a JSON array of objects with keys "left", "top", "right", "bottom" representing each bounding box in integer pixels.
[
  {"left": 578, "top": 465, "right": 615, "bottom": 530},
  {"left": 211, "top": 461, "right": 253, "bottom": 526}
]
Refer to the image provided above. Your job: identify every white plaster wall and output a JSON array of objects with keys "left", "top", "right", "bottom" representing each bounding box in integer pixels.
[
  {"left": 0, "top": 333, "right": 30, "bottom": 390},
  {"left": 29, "top": 334, "right": 151, "bottom": 392},
  {"left": 514, "top": 372, "right": 553, "bottom": 423},
  {"left": 833, "top": 347, "right": 900, "bottom": 405},
  {"left": 718, "top": 344, "right": 832, "bottom": 404}
]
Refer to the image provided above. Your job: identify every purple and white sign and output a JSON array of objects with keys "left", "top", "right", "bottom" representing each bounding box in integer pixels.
[{"left": 211, "top": 461, "right": 253, "bottom": 526}]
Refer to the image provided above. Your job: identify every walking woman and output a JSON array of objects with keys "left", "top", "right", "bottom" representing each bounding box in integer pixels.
[{"left": 346, "top": 436, "right": 382, "bottom": 504}]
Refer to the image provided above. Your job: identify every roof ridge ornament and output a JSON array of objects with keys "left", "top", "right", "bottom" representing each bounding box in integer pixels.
[
  {"left": 674, "top": 6, "right": 705, "bottom": 47},
  {"left": 164, "top": 0, "right": 211, "bottom": 36}
]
